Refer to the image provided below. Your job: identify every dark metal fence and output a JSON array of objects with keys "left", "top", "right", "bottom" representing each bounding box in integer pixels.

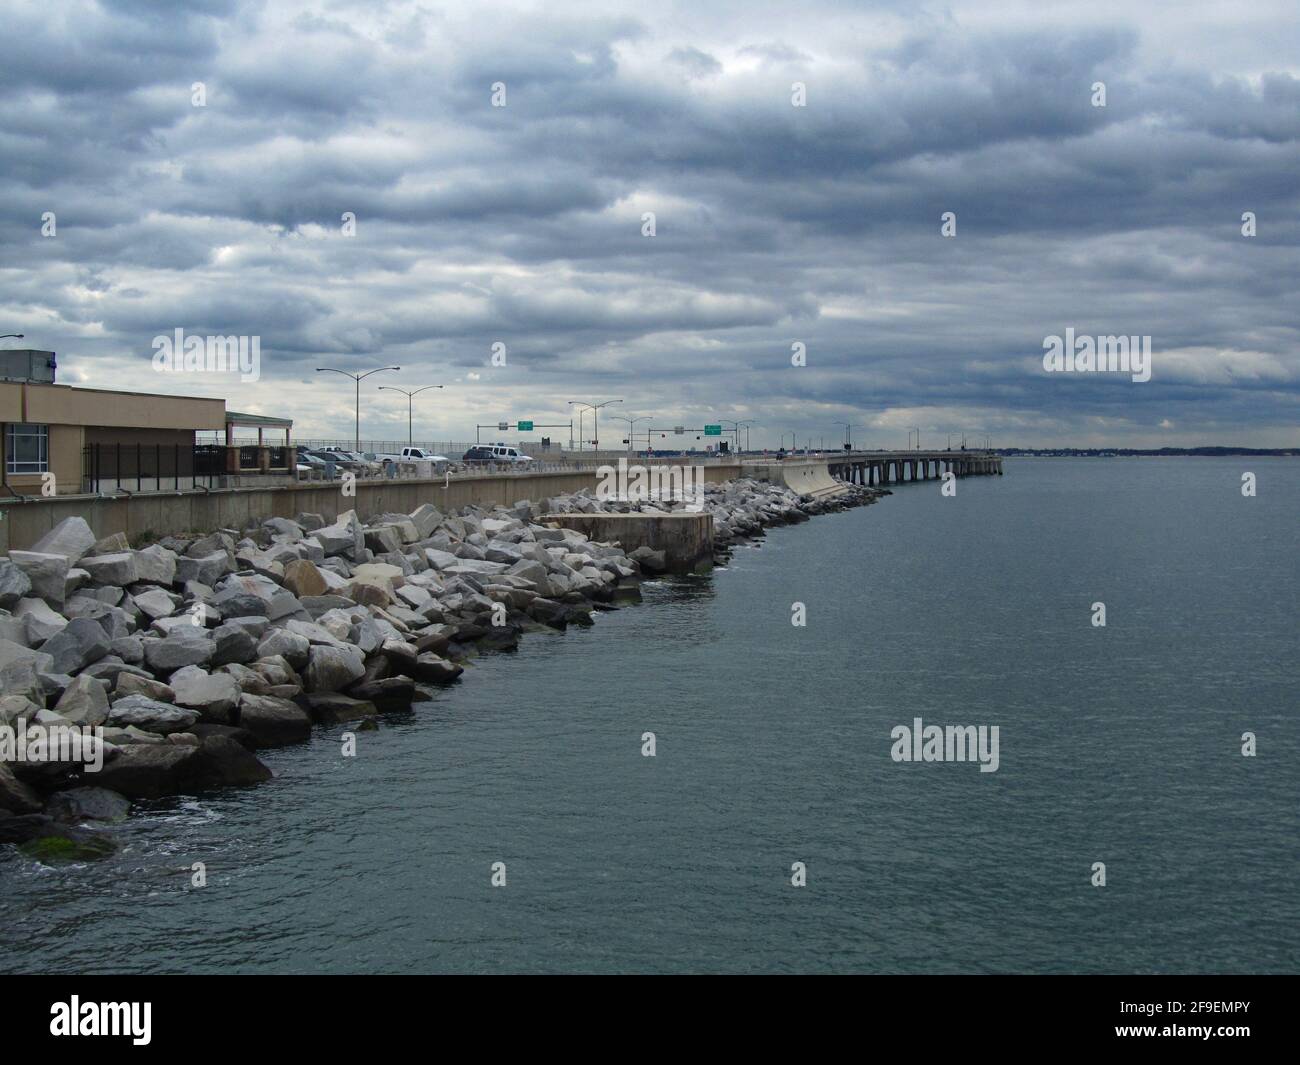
[{"left": 83, "top": 444, "right": 225, "bottom": 493}]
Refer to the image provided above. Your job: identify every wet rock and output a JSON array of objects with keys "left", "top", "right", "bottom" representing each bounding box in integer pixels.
[
  {"left": 188, "top": 722, "right": 258, "bottom": 750},
  {"left": 106, "top": 694, "right": 199, "bottom": 734},
  {"left": 298, "top": 691, "right": 380, "bottom": 724},
  {"left": 0, "top": 763, "right": 44, "bottom": 813},
  {"left": 194, "top": 734, "right": 273, "bottom": 786},
  {"left": 411, "top": 652, "right": 464, "bottom": 684},
  {"left": 46, "top": 786, "right": 131, "bottom": 823},
  {"left": 237, "top": 693, "right": 312, "bottom": 747},
  {"left": 344, "top": 676, "right": 414, "bottom": 713},
  {"left": 303, "top": 644, "right": 366, "bottom": 692},
  {"left": 92, "top": 744, "right": 202, "bottom": 799},
  {"left": 168, "top": 665, "right": 241, "bottom": 724}
]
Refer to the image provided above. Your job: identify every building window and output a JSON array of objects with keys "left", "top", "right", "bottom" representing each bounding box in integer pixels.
[{"left": 5, "top": 423, "right": 49, "bottom": 474}]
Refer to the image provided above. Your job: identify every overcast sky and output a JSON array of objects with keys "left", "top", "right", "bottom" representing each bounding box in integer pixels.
[{"left": 1, "top": 0, "right": 1297, "bottom": 449}]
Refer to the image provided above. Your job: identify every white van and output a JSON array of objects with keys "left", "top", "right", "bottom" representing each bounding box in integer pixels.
[{"left": 489, "top": 445, "right": 531, "bottom": 464}]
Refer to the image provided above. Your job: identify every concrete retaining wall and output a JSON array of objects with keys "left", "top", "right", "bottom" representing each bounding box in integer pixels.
[
  {"left": 0, "top": 460, "right": 745, "bottom": 553},
  {"left": 546, "top": 513, "right": 714, "bottom": 572}
]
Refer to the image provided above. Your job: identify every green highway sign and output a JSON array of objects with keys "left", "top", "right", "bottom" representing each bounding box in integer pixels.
[
  {"left": 704, "top": 424, "right": 722, "bottom": 436},
  {"left": 518, "top": 420, "right": 533, "bottom": 431}
]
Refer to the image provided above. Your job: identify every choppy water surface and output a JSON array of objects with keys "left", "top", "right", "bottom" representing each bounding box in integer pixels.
[{"left": 2, "top": 457, "right": 1296, "bottom": 973}]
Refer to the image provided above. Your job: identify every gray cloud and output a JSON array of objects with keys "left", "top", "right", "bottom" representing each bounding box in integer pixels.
[{"left": 0, "top": 0, "right": 1296, "bottom": 448}]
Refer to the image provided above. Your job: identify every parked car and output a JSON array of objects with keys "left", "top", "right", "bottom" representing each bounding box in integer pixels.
[
  {"left": 462, "top": 444, "right": 532, "bottom": 465},
  {"left": 312, "top": 448, "right": 371, "bottom": 471},
  {"left": 374, "top": 445, "right": 450, "bottom": 467},
  {"left": 295, "top": 447, "right": 328, "bottom": 475}
]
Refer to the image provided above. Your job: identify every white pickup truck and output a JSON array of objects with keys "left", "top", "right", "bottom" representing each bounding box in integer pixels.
[{"left": 373, "top": 446, "right": 450, "bottom": 467}]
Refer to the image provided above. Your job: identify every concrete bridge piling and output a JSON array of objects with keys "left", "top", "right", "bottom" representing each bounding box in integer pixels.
[{"left": 825, "top": 450, "right": 1002, "bottom": 487}]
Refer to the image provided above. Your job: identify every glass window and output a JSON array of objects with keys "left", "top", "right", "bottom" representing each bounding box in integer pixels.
[{"left": 5, "top": 423, "right": 49, "bottom": 474}]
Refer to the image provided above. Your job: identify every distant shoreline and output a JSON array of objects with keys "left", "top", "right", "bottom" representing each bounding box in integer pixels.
[{"left": 1000, "top": 448, "right": 1297, "bottom": 457}]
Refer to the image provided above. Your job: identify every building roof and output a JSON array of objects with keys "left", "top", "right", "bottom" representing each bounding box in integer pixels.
[{"left": 226, "top": 410, "right": 293, "bottom": 428}]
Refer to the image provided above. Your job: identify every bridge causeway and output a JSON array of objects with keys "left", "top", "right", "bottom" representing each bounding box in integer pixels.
[{"left": 826, "top": 449, "right": 1003, "bottom": 487}]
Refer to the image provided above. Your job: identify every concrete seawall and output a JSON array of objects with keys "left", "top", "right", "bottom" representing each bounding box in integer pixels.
[{"left": 545, "top": 513, "right": 714, "bottom": 572}]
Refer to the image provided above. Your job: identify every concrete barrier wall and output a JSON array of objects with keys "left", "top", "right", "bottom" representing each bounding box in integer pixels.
[
  {"left": 0, "top": 460, "right": 745, "bottom": 552},
  {"left": 546, "top": 513, "right": 714, "bottom": 572},
  {"left": 740, "top": 459, "right": 849, "bottom": 499}
]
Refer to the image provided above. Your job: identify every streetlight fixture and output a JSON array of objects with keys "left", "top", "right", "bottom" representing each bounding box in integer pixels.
[
  {"left": 611, "top": 414, "right": 651, "bottom": 453},
  {"left": 567, "top": 398, "right": 622, "bottom": 453},
  {"left": 835, "top": 421, "right": 860, "bottom": 450},
  {"left": 0, "top": 334, "right": 24, "bottom": 342},
  {"left": 315, "top": 365, "right": 400, "bottom": 452},
  {"left": 378, "top": 384, "right": 444, "bottom": 446}
]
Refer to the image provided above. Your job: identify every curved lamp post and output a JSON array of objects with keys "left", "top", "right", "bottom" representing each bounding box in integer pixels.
[
  {"left": 568, "top": 398, "right": 622, "bottom": 453},
  {"left": 315, "top": 365, "right": 400, "bottom": 452},
  {"left": 379, "top": 384, "right": 444, "bottom": 446}
]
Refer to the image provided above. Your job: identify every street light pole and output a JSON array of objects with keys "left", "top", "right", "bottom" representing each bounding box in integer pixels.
[
  {"left": 315, "top": 365, "right": 400, "bottom": 452},
  {"left": 612, "top": 414, "right": 650, "bottom": 453},
  {"left": 568, "top": 398, "right": 623, "bottom": 455},
  {"left": 378, "top": 384, "right": 444, "bottom": 446}
]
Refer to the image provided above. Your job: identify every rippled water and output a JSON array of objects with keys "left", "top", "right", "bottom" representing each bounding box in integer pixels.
[{"left": 2, "top": 457, "right": 1297, "bottom": 973}]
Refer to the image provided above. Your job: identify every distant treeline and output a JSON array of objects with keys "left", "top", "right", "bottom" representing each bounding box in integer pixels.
[{"left": 1000, "top": 447, "right": 1298, "bottom": 457}]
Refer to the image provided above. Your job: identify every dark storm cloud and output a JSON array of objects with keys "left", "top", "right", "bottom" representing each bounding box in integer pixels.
[{"left": 0, "top": 0, "right": 1296, "bottom": 446}]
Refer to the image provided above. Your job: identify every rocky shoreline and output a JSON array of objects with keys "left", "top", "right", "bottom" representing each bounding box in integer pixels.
[{"left": 1, "top": 477, "right": 884, "bottom": 862}]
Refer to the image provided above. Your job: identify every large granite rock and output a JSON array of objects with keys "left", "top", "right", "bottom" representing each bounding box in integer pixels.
[
  {"left": 237, "top": 694, "right": 313, "bottom": 747},
  {"left": 46, "top": 786, "right": 131, "bottom": 822},
  {"left": 52, "top": 674, "right": 110, "bottom": 727},
  {"left": 0, "top": 561, "right": 33, "bottom": 607},
  {"left": 79, "top": 552, "right": 139, "bottom": 586},
  {"left": 174, "top": 551, "right": 233, "bottom": 586},
  {"left": 106, "top": 694, "right": 200, "bottom": 734},
  {"left": 133, "top": 544, "right": 178, "bottom": 586},
  {"left": 12, "top": 597, "right": 68, "bottom": 643},
  {"left": 282, "top": 559, "right": 328, "bottom": 598},
  {"left": 29, "top": 517, "right": 97, "bottom": 564},
  {"left": 168, "top": 665, "right": 241, "bottom": 724},
  {"left": 142, "top": 629, "right": 215, "bottom": 673},
  {"left": 0, "top": 763, "right": 44, "bottom": 813},
  {"left": 303, "top": 644, "right": 366, "bottom": 692},
  {"left": 38, "top": 617, "right": 111, "bottom": 674},
  {"left": 7, "top": 551, "right": 70, "bottom": 606}
]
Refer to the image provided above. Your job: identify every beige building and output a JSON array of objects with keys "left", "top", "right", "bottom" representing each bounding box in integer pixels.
[{"left": 1, "top": 353, "right": 290, "bottom": 496}]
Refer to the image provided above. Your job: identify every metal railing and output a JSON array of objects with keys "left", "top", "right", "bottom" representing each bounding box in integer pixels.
[{"left": 82, "top": 444, "right": 225, "bottom": 494}]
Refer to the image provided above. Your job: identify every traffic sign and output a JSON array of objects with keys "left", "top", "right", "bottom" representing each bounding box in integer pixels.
[
  {"left": 518, "top": 420, "right": 533, "bottom": 431},
  {"left": 497, "top": 421, "right": 509, "bottom": 431},
  {"left": 674, "top": 426, "right": 685, "bottom": 434},
  {"left": 704, "top": 424, "right": 722, "bottom": 436}
]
